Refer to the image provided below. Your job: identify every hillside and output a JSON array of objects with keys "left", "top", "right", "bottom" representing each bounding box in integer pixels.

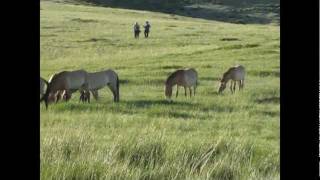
[
  {"left": 40, "top": 1, "right": 280, "bottom": 179},
  {"left": 42, "top": 0, "right": 279, "bottom": 25}
]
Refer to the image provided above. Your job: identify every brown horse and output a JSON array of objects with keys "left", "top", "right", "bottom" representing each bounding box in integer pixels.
[
  {"left": 79, "top": 69, "right": 120, "bottom": 103},
  {"left": 218, "top": 65, "right": 245, "bottom": 94},
  {"left": 165, "top": 68, "right": 198, "bottom": 101},
  {"left": 40, "top": 70, "right": 89, "bottom": 109}
]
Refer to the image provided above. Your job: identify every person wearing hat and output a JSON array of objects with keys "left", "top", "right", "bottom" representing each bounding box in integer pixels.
[{"left": 143, "top": 21, "right": 151, "bottom": 38}]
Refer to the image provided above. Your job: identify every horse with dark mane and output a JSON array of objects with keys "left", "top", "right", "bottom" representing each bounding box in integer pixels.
[
  {"left": 40, "top": 70, "right": 89, "bottom": 109},
  {"left": 218, "top": 65, "right": 245, "bottom": 94},
  {"left": 164, "top": 68, "right": 198, "bottom": 101}
]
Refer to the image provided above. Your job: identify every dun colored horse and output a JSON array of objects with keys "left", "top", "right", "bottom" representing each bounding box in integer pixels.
[
  {"left": 40, "top": 70, "right": 89, "bottom": 109},
  {"left": 165, "top": 68, "right": 198, "bottom": 101},
  {"left": 218, "top": 65, "right": 245, "bottom": 94},
  {"left": 79, "top": 69, "right": 120, "bottom": 102}
]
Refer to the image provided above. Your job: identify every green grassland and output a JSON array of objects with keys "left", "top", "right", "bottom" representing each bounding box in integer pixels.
[{"left": 40, "top": 1, "right": 279, "bottom": 179}]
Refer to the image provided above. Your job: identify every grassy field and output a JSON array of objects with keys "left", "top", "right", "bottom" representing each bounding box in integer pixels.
[{"left": 40, "top": 1, "right": 280, "bottom": 179}]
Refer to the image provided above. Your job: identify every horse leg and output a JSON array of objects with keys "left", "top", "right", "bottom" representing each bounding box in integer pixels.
[
  {"left": 61, "top": 90, "right": 67, "bottom": 102},
  {"left": 63, "top": 90, "right": 71, "bottom": 102},
  {"left": 108, "top": 84, "right": 117, "bottom": 102},
  {"left": 230, "top": 81, "right": 233, "bottom": 93},
  {"left": 233, "top": 81, "right": 236, "bottom": 92},
  {"left": 189, "top": 87, "right": 192, "bottom": 98},
  {"left": 79, "top": 91, "right": 83, "bottom": 103},
  {"left": 176, "top": 86, "right": 179, "bottom": 98},
  {"left": 86, "top": 91, "right": 90, "bottom": 103},
  {"left": 55, "top": 91, "right": 61, "bottom": 103},
  {"left": 194, "top": 86, "right": 196, "bottom": 96},
  {"left": 184, "top": 86, "right": 187, "bottom": 97},
  {"left": 63, "top": 90, "right": 67, "bottom": 101},
  {"left": 92, "top": 90, "right": 99, "bottom": 101}
]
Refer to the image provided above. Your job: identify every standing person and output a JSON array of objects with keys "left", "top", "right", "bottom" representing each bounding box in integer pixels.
[
  {"left": 143, "top": 21, "right": 151, "bottom": 38},
  {"left": 134, "top": 22, "right": 140, "bottom": 38}
]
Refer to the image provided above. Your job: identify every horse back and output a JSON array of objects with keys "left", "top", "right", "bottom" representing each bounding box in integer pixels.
[
  {"left": 229, "top": 65, "right": 245, "bottom": 80},
  {"left": 181, "top": 69, "right": 197, "bottom": 86},
  {"left": 65, "top": 70, "right": 88, "bottom": 90},
  {"left": 87, "top": 69, "right": 118, "bottom": 90}
]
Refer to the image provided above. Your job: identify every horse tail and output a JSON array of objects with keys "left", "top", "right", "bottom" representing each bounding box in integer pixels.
[{"left": 116, "top": 74, "right": 119, "bottom": 102}]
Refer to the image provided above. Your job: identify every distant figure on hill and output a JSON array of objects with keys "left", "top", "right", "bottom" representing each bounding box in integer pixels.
[
  {"left": 143, "top": 21, "right": 151, "bottom": 38},
  {"left": 133, "top": 22, "right": 140, "bottom": 38}
]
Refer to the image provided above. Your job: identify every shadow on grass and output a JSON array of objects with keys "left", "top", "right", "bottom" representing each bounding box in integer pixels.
[
  {"left": 149, "top": 111, "right": 197, "bottom": 120},
  {"left": 200, "top": 77, "right": 220, "bottom": 81},
  {"left": 219, "top": 43, "right": 260, "bottom": 50},
  {"left": 200, "top": 104, "right": 235, "bottom": 113},
  {"left": 201, "top": 65, "right": 213, "bottom": 68},
  {"left": 248, "top": 70, "right": 280, "bottom": 77},
  {"left": 258, "top": 110, "right": 279, "bottom": 117},
  {"left": 161, "top": 65, "right": 183, "bottom": 70},
  {"left": 41, "top": 34, "right": 57, "bottom": 37},
  {"left": 76, "top": 38, "right": 118, "bottom": 44},
  {"left": 255, "top": 97, "right": 279, "bottom": 104},
  {"left": 42, "top": 97, "right": 240, "bottom": 120},
  {"left": 220, "top": 37, "right": 240, "bottom": 41},
  {"left": 42, "top": 26, "right": 59, "bottom": 29},
  {"left": 45, "top": 101, "right": 138, "bottom": 115},
  {"left": 122, "top": 99, "right": 197, "bottom": 108},
  {"left": 71, "top": 18, "right": 99, "bottom": 23}
]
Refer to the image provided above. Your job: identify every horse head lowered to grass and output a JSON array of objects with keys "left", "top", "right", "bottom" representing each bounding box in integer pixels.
[{"left": 164, "top": 68, "right": 198, "bottom": 101}]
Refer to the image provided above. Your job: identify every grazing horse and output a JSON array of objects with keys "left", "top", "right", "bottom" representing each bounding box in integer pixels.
[
  {"left": 46, "top": 73, "right": 72, "bottom": 103},
  {"left": 165, "top": 68, "right": 198, "bottom": 101},
  {"left": 40, "top": 77, "right": 48, "bottom": 99},
  {"left": 79, "top": 69, "right": 120, "bottom": 102},
  {"left": 40, "top": 70, "right": 89, "bottom": 109},
  {"left": 218, "top": 65, "right": 245, "bottom": 94}
]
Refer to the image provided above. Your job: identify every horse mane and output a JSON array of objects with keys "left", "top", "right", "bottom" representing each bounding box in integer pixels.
[
  {"left": 222, "top": 67, "right": 234, "bottom": 81},
  {"left": 166, "top": 70, "right": 182, "bottom": 85}
]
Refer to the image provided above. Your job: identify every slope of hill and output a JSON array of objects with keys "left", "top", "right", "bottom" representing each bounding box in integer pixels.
[
  {"left": 40, "top": 1, "right": 279, "bottom": 179},
  {"left": 41, "top": 0, "right": 279, "bottom": 25}
]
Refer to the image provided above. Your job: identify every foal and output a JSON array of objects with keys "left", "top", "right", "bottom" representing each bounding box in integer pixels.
[
  {"left": 218, "top": 65, "right": 245, "bottom": 94},
  {"left": 165, "top": 68, "right": 198, "bottom": 101}
]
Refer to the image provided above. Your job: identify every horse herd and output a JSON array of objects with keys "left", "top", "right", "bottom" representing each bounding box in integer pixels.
[{"left": 40, "top": 65, "right": 245, "bottom": 109}]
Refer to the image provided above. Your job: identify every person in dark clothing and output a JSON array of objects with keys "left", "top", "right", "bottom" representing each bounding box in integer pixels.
[
  {"left": 143, "top": 21, "right": 151, "bottom": 38},
  {"left": 134, "top": 22, "right": 140, "bottom": 38}
]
